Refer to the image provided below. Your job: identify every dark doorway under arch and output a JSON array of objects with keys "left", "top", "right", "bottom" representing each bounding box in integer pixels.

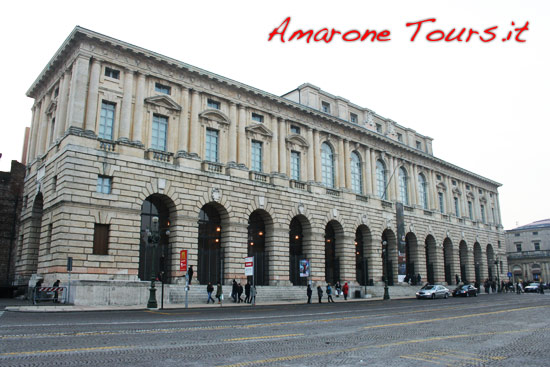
[{"left": 139, "top": 195, "right": 171, "bottom": 282}]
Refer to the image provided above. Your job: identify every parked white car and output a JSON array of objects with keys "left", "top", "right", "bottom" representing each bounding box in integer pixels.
[{"left": 416, "top": 284, "right": 450, "bottom": 299}]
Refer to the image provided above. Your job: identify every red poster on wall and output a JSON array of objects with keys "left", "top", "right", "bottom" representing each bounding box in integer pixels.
[{"left": 180, "top": 250, "right": 188, "bottom": 272}]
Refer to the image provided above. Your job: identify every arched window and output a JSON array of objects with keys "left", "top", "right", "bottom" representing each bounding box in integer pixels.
[
  {"left": 399, "top": 167, "right": 409, "bottom": 205},
  {"left": 376, "top": 160, "right": 387, "bottom": 199},
  {"left": 350, "top": 151, "right": 362, "bottom": 194},
  {"left": 418, "top": 174, "right": 428, "bottom": 209},
  {"left": 321, "top": 143, "right": 335, "bottom": 188}
]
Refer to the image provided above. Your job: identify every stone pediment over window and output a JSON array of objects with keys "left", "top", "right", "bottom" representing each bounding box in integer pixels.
[
  {"left": 245, "top": 123, "right": 273, "bottom": 137},
  {"left": 436, "top": 182, "right": 447, "bottom": 191},
  {"left": 479, "top": 196, "right": 487, "bottom": 204},
  {"left": 452, "top": 187, "right": 462, "bottom": 195},
  {"left": 286, "top": 134, "right": 309, "bottom": 148},
  {"left": 199, "top": 110, "right": 230, "bottom": 125},
  {"left": 466, "top": 191, "right": 475, "bottom": 200},
  {"left": 144, "top": 95, "right": 181, "bottom": 111},
  {"left": 46, "top": 99, "right": 57, "bottom": 115}
]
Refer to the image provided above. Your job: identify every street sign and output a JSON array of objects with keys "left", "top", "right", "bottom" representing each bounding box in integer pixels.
[
  {"left": 507, "top": 272, "right": 512, "bottom": 278},
  {"left": 180, "top": 250, "right": 188, "bottom": 272},
  {"left": 245, "top": 257, "right": 254, "bottom": 276}
]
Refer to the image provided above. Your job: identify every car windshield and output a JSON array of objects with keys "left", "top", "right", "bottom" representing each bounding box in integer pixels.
[
  {"left": 460, "top": 286, "right": 469, "bottom": 290},
  {"left": 423, "top": 285, "right": 435, "bottom": 290},
  {"left": 528, "top": 283, "right": 540, "bottom": 286}
]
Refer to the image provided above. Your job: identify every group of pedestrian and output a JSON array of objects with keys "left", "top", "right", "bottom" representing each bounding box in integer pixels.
[{"left": 309, "top": 282, "right": 349, "bottom": 303}]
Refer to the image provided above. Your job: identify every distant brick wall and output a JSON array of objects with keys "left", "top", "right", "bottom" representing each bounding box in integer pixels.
[{"left": 0, "top": 161, "right": 25, "bottom": 287}]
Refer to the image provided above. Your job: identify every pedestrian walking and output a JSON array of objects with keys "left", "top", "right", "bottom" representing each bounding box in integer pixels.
[
  {"left": 307, "top": 284, "right": 312, "bottom": 304},
  {"left": 244, "top": 282, "right": 251, "bottom": 303},
  {"left": 491, "top": 280, "right": 496, "bottom": 293},
  {"left": 187, "top": 265, "right": 194, "bottom": 285},
  {"left": 317, "top": 285, "right": 323, "bottom": 303},
  {"left": 216, "top": 281, "right": 223, "bottom": 304},
  {"left": 417, "top": 273, "right": 421, "bottom": 285},
  {"left": 231, "top": 279, "right": 238, "bottom": 302},
  {"left": 53, "top": 279, "right": 60, "bottom": 303},
  {"left": 455, "top": 274, "right": 460, "bottom": 285},
  {"left": 326, "top": 283, "right": 335, "bottom": 303},
  {"left": 206, "top": 282, "right": 215, "bottom": 304},
  {"left": 237, "top": 283, "right": 243, "bottom": 303},
  {"left": 335, "top": 281, "right": 342, "bottom": 297},
  {"left": 343, "top": 282, "right": 349, "bottom": 300},
  {"left": 540, "top": 282, "right": 545, "bottom": 295}
]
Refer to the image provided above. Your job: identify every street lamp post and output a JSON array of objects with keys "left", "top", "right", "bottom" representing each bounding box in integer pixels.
[{"left": 382, "top": 241, "right": 390, "bottom": 300}]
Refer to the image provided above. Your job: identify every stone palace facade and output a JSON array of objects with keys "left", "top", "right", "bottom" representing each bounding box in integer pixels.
[{"left": 15, "top": 27, "right": 505, "bottom": 304}]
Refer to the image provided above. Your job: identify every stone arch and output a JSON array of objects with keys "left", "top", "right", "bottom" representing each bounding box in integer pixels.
[
  {"left": 459, "top": 240, "right": 469, "bottom": 283},
  {"left": 405, "top": 232, "right": 421, "bottom": 284},
  {"left": 355, "top": 224, "right": 373, "bottom": 285},
  {"left": 382, "top": 229, "right": 397, "bottom": 285},
  {"left": 325, "top": 219, "right": 344, "bottom": 284},
  {"left": 139, "top": 193, "right": 177, "bottom": 283},
  {"left": 443, "top": 237, "right": 454, "bottom": 285},
  {"left": 473, "top": 242, "right": 483, "bottom": 284},
  {"left": 247, "top": 209, "right": 274, "bottom": 285},
  {"left": 486, "top": 244, "right": 495, "bottom": 280},
  {"left": 424, "top": 234, "right": 438, "bottom": 284}
]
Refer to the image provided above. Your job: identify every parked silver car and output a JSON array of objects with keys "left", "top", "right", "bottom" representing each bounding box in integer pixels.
[{"left": 416, "top": 284, "right": 450, "bottom": 299}]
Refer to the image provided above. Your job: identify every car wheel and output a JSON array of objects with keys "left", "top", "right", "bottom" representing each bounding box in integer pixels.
[
  {"left": 474, "top": 292, "right": 477, "bottom": 297},
  {"left": 466, "top": 292, "right": 470, "bottom": 297},
  {"left": 444, "top": 293, "right": 448, "bottom": 299},
  {"left": 432, "top": 293, "right": 436, "bottom": 299}
]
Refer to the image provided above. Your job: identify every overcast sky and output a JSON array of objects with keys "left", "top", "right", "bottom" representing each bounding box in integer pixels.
[{"left": 1, "top": 0, "right": 548, "bottom": 230}]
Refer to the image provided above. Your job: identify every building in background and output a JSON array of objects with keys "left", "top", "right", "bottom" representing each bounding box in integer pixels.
[
  {"left": 15, "top": 27, "right": 505, "bottom": 305},
  {"left": 506, "top": 219, "right": 550, "bottom": 283},
  {"left": 0, "top": 160, "right": 25, "bottom": 296}
]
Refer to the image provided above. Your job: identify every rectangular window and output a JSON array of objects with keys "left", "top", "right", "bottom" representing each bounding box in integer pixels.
[
  {"left": 454, "top": 197, "right": 459, "bottom": 217},
  {"left": 514, "top": 233, "right": 520, "bottom": 237},
  {"left": 152, "top": 114, "right": 168, "bottom": 151},
  {"left": 375, "top": 123, "right": 382, "bottom": 133},
  {"left": 205, "top": 128, "right": 219, "bottom": 162},
  {"left": 54, "top": 87, "right": 59, "bottom": 98},
  {"left": 468, "top": 201, "right": 473, "bottom": 220},
  {"left": 533, "top": 231, "right": 538, "bottom": 235},
  {"left": 452, "top": 180, "right": 457, "bottom": 186},
  {"left": 466, "top": 184, "right": 471, "bottom": 190},
  {"left": 290, "top": 125, "right": 301, "bottom": 135},
  {"left": 321, "top": 101, "right": 331, "bottom": 113},
  {"left": 438, "top": 192, "right": 444, "bottom": 214},
  {"left": 207, "top": 99, "right": 220, "bottom": 110},
  {"left": 534, "top": 242, "right": 540, "bottom": 251},
  {"left": 155, "top": 82, "right": 171, "bottom": 95},
  {"left": 291, "top": 151, "right": 301, "bottom": 181},
  {"left": 436, "top": 174, "right": 442, "bottom": 180},
  {"left": 479, "top": 189, "right": 483, "bottom": 194},
  {"left": 480, "top": 205, "right": 486, "bottom": 223},
  {"left": 251, "top": 141, "right": 263, "bottom": 172},
  {"left": 97, "top": 176, "right": 112, "bottom": 194},
  {"left": 104, "top": 67, "right": 120, "bottom": 79},
  {"left": 251, "top": 113, "right": 264, "bottom": 123},
  {"left": 416, "top": 141, "right": 422, "bottom": 150},
  {"left": 93, "top": 223, "right": 109, "bottom": 255},
  {"left": 516, "top": 243, "right": 522, "bottom": 252},
  {"left": 350, "top": 113, "right": 358, "bottom": 123},
  {"left": 99, "top": 101, "right": 116, "bottom": 140},
  {"left": 397, "top": 133, "right": 403, "bottom": 142},
  {"left": 52, "top": 175, "right": 57, "bottom": 192},
  {"left": 491, "top": 208, "right": 495, "bottom": 223}
]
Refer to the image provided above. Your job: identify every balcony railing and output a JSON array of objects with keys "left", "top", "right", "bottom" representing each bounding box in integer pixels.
[
  {"left": 507, "top": 250, "right": 550, "bottom": 260},
  {"left": 250, "top": 171, "right": 268, "bottom": 183},
  {"left": 326, "top": 188, "right": 340, "bottom": 197},
  {"left": 99, "top": 139, "right": 116, "bottom": 152},
  {"left": 290, "top": 180, "right": 307, "bottom": 190},
  {"left": 356, "top": 194, "right": 369, "bottom": 203},
  {"left": 202, "top": 161, "right": 224, "bottom": 174}
]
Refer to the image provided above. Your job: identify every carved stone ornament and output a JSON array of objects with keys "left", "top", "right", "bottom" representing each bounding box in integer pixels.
[
  {"left": 446, "top": 230, "right": 450, "bottom": 238},
  {"left": 211, "top": 188, "right": 221, "bottom": 202},
  {"left": 461, "top": 231, "right": 465, "bottom": 239},
  {"left": 366, "top": 112, "right": 374, "bottom": 126},
  {"left": 476, "top": 235, "right": 480, "bottom": 243},
  {"left": 259, "top": 196, "right": 265, "bottom": 208},
  {"left": 428, "top": 225, "right": 433, "bottom": 234},
  {"left": 361, "top": 214, "right": 368, "bottom": 225},
  {"left": 158, "top": 178, "right": 166, "bottom": 192},
  {"left": 409, "top": 224, "right": 415, "bottom": 233},
  {"left": 298, "top": 203, "right": 305, "bottom": 214},
  {"left": 332, "top": 208, "right": 338, "bottom": 218}
]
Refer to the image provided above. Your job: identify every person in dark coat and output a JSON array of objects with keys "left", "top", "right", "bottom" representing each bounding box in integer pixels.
[
  {"left": 237, "top": 283, "right": 243, "bottom": 303},
  {"left": 53, "top": 279, "right": 61, "bottom": 303},
  {"left": 417, "top": 274, "right": 421, "bottom": 285},
  {"left": 244, "top": 282, "right": 251, "bottom": 303},
  {"left": 231, "top": 279, "right": 238, "bottom": 302},
  {"left": 317, "top": 285, "right": 323, "bottom": 303},
  {"left": 206, "top": 282, "right": 215, "bottom": 304},
  {"left": 307, "top": 284, "right": 312, "bottom": 304},
  {"left": 455, "top": 274, "right": 460, "bottom": 285},
  {"left": 216, "top": 282, "right": 223, "bottom": 303},
  {"left": 187, "top": 266, "right": 194, "bottom": 285}
]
